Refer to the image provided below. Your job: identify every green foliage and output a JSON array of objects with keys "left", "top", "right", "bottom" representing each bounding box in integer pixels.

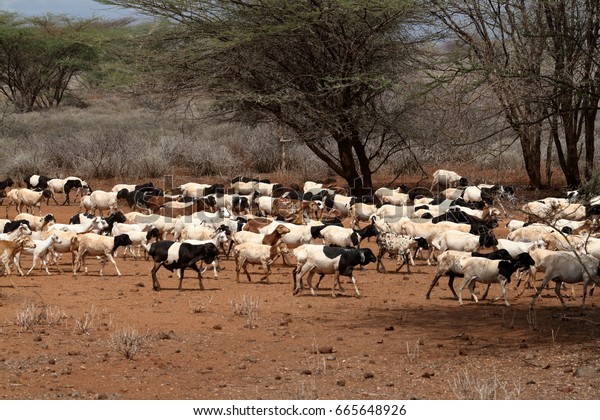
[{"left": 0, "top": 14, "right": 101, "bottom": 111}]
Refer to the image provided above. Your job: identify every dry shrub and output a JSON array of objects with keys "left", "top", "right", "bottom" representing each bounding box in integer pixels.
[
  {"left": 449, "top": 368, "right": 521, "bottom": 400},
  {"left": 74, "top": 305, "right": 97, "bottom": 335},
  {"left": 108, "top": 327, "right": 148, "bottom": 360},
  {"left": 15, "top": 301, "right": 66, "bottom": 331},
  {"left": 230, "top": 294, "right": 260, "bottom": 329}
]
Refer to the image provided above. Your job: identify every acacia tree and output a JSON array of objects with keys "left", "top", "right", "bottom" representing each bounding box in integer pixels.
[
  {"left": 98, "top": 0, "right": 428, "bottom": 196},
  {"left": 0, "top": 14, "right": 99, "bottom": 112},
  {"left": 429, "top": 0, "right": 600, "bottom": 188}
]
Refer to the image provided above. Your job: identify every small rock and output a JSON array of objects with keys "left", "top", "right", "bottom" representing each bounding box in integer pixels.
[
  {"left": 557, "top": 385, "right": 574, "bottom": 393},
  {"left": 67, "top": 351, "right": 81, "bottom": 356},
  {"left": 421, "top": 372, "right": 434, "bottom": 379},
  {"left": 386, "top": 383, "right": 395, "bottom": 387},
  {"left": 33, "top": 336, "right": 42, "bottom": 342},
  {"left": 326, "top": 355, "right": 336, "bottom": 361},
  {"left": 574, "top": 365, "right": 598, "bottom": 378},
  {"left": 274, "top": 375, "right": 281, "bottom": 380},
  {"left": 97, "top": 393, "right": 109, "bottom": 400},
  {"left": 336, "top": 379, "right": 346, "bottom": 387},
  {"left": 384, "top": 326, "right": 394, "bottom": 331},
  {"left": 175, "top": 349, "right": 181, "bottom": 354},
  {"left": 316, "top": 346, "right": 334, "bottom": 354},
  {"left": 136, "top": 282, "right": 145, "bottom": 287},
  {"left": 459, "top": 348, "right": 468, "bottom": 356},
  {"left": 48, "top": 359, "right": 56, "bottom": 365},
  {"left": 564, "top": 367, "right": 573, "bottom": 373},
  {"left": 519, "top": 342, "right": 528, "bottom": 349},
  {"left": 213, "top": 325, "right": 222, "bottom": 330},
  {"left": 364, "top": 372, "right": 374, "bottom": 379},
  {"left": 526, "top": 381, "right": 536, "bottom": 385},
  {"left": 301, "top": 369, "right": 312, "bottom": 375},
  {"left": 158, "top": 332, "right": 171, "bottom": 340}
]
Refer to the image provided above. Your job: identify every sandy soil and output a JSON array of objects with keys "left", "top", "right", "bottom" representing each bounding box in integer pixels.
[{"left": 1, "top": 181, "right": 600, "bottom": 401}]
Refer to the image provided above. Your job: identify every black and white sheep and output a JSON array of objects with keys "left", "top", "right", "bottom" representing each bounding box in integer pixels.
[{"left": 292, "top": 245, "right": 377, "bottom": 297}]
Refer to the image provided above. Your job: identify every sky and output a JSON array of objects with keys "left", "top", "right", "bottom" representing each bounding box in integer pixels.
[{"left": 0, "top": 0, "right": 142, "bottom": 19}]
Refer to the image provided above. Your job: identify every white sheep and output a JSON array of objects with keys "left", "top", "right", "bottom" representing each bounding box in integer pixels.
[
  {"left": 431, "top": 169, "right": 467, "bottom": 190},
  {"left": 529, "top": 253, "right": 600, "bottom": 308},
  {"left": 73, "top": 233, "right": 133, "bottom": 276},
  {"left": 14, "top": 213, "right": 55, "bottom": 231},
  {"left": 233, "top": 242, "right": 289, "bottom": 283},
  {"left": 432, "top": 230, "right": 498, "bottom": 254},
  {"left": 5, "top": 188, "right": 53, "bottom": 216},
  {"left": 88, "top": 190, "right": 122, "bottom": 215},
  {"left": 349, "top": 203, "right": 378, "bottom": 229},
  {"left": 396, "top": 217, "right": 471, "bottom": 264},
  {"left": 374, "top": 187, "right": 409, "bottom": 206},
  {"left": 48, "top": 216, "right": 108, "bottom": 235},
  {"left": 18, "top": 233, "right": 63, "bottom": 275}
]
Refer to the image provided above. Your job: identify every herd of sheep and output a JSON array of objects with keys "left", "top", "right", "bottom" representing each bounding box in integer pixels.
[{"left": 0, "top": 169, "right": 599, "bottom": 309}]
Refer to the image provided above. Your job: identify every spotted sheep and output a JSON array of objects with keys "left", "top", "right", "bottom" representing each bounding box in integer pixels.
[{"left": 375, "top": 232, "right": 426, "bottom": 274}]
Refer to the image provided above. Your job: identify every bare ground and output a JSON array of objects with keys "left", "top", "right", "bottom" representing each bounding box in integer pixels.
[{"left": 1, "top": 180, "right": 600, "bottom": 400}]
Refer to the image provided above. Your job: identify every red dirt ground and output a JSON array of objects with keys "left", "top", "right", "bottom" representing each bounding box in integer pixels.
[{"left": 1, "top": 176, "right": 599, "bottom": 400}]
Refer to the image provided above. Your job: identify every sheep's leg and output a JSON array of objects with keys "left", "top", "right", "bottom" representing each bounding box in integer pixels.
[
  {"left": 305, "top": 270, "right": 317, "bottom": 296},
  {"left": 187, "top": 264, "right": 204, "bottom": 291},
  {"left": 105, "top": 252, "right": 122, "bottom": 276},
  {"left": 582, "top": 281, "right": 589, "bottom": 308},
  {"left": 457, "top": 276, "right": 475, "bottom": 305},
  {"left": 234, "top": 255, "right": 243, "bottom": 283},
  {"left": 467, "top": 277, "right": 479, "bottom": 303},
  {"left": 349, "top": 275, "right": 361, "bottom": 298},
  {"left": 529, "top": 275, "right": 553, "bottom": 309},
  {"left": 259, "top": 259, "right": 271, "bottom": 283},
  {"left": 151, "top": 262, "right": 162, "bottom": 291},
  {"left": 331, "top": 273, "right": 341, "bottom": 297},
  {"left": 499, "top": 277, "right": 511, "bottom": 306},
  {"left": 177, "top": 267, "right": 187, "bottom": 290},
  {"left": 314, "top": 273, "right": 326, "bottom": 288},
  {"left": 376, "top": 248, "right": 387, "bottom": 273},
  {"left": 242, "top": 260, "right": 252, "bottom": 282},
  {"left": 395, "top": 253, "right": 408, "bottom": 273},
  {"left": 480, "top": 283, "right": 492, "bottom": 300},
  {"left": 425, "top": 272, "right": 443, "bottom": 300},
  {"left": 555, "top": 280, "right": 567, "bottom": 308}
]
